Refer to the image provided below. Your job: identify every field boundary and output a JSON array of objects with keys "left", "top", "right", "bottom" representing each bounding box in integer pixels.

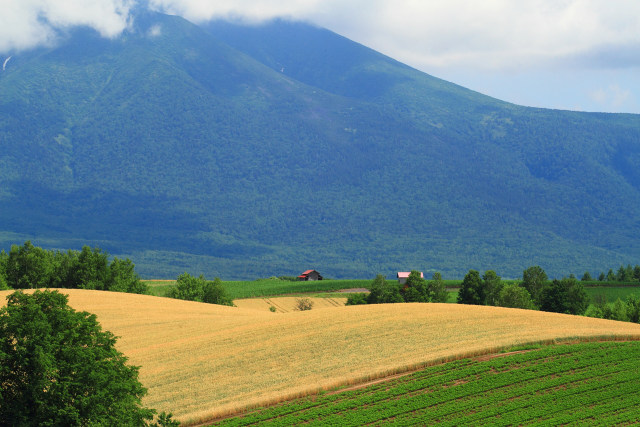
[{"left": 189, "top": 334, "right": 640, "bottom": 426}]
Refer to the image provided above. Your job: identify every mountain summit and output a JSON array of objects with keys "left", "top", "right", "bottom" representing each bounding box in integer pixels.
[{"left": 1, "top": 13, "right": 639, "bottom": 278}]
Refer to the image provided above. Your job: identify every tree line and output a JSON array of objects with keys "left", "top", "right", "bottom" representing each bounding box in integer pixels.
[
  {"left": 581, "top": 264, "right": 640, "bottom": 282},
  {"left": 0, "top": 241, "right": 147, "bottom": 294},
  {"left": 347, "top": 266, "right": 640, "bottom": 324}
]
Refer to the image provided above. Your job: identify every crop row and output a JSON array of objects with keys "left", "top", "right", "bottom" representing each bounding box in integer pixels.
[{"left": 213, "top": 341, "right": 640, "bottom": 426}]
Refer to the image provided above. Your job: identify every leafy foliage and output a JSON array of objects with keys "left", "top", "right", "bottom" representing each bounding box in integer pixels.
[
  {"left": 497, "top": 284, "right": 535, "bottom": 310},
  {"left": 457, "top": 270, "right": 485, "bottom": 305},
  {"left": 1, "top": 241, "right": 147, "bottom": 294},
  {"left": 540, "top": 277, "right": 589, "bottom": 315},
  {"left": 522, "top": 266, "right": 548, "bottom": 307},
  {"left": 0, "top": 290, "right": 155, "bottom": 425},
  {"left": 366, "top": 275, "right": 403, "bottom": 304},
  {"left": 294, "top": 297, "right": 314, "bottom": 311},
  {"left": 167, "top": 273, "right": 233, "bottom": 306}
]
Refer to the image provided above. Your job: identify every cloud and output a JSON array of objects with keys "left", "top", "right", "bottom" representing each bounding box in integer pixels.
[
  {"left": 590, "top": 84, "right": 633, "bottom": 110},
  {"left": 0, "top": 0, "right": 133, "bottom": 52},
  {"left": 146, "top": 0, "right": 640, "bottom": 72}
]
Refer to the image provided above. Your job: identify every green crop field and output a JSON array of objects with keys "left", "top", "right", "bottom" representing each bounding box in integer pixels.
[
  {"left": 584, "top": 286, "right": 640, "bottom": 303},
  {"left": 212, "top": 341, "right": 640, "bottom": 426},
  {"left": 145, "top": 279, "right": 372, "bottom": 299}
]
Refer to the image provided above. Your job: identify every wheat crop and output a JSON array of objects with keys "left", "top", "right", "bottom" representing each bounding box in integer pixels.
[{"left": 2, "top": 289, "right": 640, "bottom": 425}]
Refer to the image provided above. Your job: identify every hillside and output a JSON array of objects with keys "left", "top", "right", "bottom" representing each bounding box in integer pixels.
[
  {"left": 3, "top": 289, "right": 639, "bottom": 424},
  {"left": 1, "top": 13, "right": 640, "bottom": 278}
]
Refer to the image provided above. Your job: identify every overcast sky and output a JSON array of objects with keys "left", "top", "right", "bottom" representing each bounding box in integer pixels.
[{"left": 1, "top": 0, "right": 639, "bottom": 113}]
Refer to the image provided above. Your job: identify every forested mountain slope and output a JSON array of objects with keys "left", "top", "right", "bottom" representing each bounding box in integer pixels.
[{"left": 1, "top": 12, "right": 639, "bottom": 278}]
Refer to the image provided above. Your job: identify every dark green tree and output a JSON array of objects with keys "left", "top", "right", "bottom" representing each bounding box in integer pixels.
[
  {"left": 626, "top": 294, "right": 640, "bottom": 323},
  {"left": 366, "top": 274, "right": 402, "bottom": 304},
  {"left": 540, "top": 277, "right": 589, "bottom": 315},
  {"left": 598, "top": 272, "right": 605, "bottom": 281},
  {"left": 0, "top": 290, "right": 155, "bottom": 425},
  {"left": 581, "top": 271, "right": 592, "bottom": 281},
  {"left": 522, "top": 266, "right": 548, "bottom": 306},
  {"left": 0, "top": 250, "right": 8, "bottom": 290},
  {"left": 73, "top": 246, "right": 110, "bottom": 290},
  {"left": 168, "top": 272, "right": 206, "bottom": 302},
  {"left": 109, "top": 257, "right": 148, "bottom": 294},
  {"left": 400, "top": 270, "right": 430, "bottom": 302},
  {"left": 427, "top": 272, "right": 448, "bottom": 303},
  {"left": 457, "top": 270, "right": 484, "bottom": 305},
  {"left": 5, "top": 241, "right": 54, "bottom": 289},
  {"left": 202, "top": 277, "right": 233, "bottom": 306},
  {"left": 345, "top": 293, "right": 368, "bottom": 305},
  {"left": 634, "top": 265, "right": 640, "bottom": 281},
  {"left": 482, "top": 270, "right": 503, "bottom": 306},
  {"left": 606, "top": 269, "right": 616, "bottom": 281},
  {"left": 497, "top": 284, "right": 535, "bottom": 310}
]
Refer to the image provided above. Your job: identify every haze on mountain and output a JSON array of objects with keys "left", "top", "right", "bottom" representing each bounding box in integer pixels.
[{"left": 1, "top": 10, "right": 639, "bottom": 279}]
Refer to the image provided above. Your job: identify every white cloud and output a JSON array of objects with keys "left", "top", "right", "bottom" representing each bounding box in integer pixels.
[
  {"left": 146, "top": 0, "right": 640, "bottom": 72},
  {"left": 0, "top": 0, "right": 133, "bottom": 52},
  {"left": 590, "top": 84, "right": 633, "bottom": 110}
]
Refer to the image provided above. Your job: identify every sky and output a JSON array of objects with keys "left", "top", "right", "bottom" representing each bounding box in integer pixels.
[{"left": 1, "top": 0, "right": 639, "bottom": 113}]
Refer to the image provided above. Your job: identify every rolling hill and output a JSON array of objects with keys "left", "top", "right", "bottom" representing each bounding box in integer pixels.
[
  {"left": 2, "top": 289, "right": 639, "bottom": 424},
  {"left": 1, "top": 12, "right": 640, "bottom": 278}
]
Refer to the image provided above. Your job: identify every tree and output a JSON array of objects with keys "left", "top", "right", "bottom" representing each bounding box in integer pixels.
[
  {"left": 0, "top": 250, "right": 8, "bottom": 290},
  {"left": 457, "top": 270, "right": 484, "bottom": 305},
  {"left": 345, "top": 293, "right": 368, "bottom": 305},
  {"left": 497, "top": 284, "right": 535, "bottom": 310},
  {"left": 606, "top": 269, "right": 616, "bottom": 281},
  {"left": 0, "top": 290, "right": 155, "bottom": 425},
  {"left": 427, "top": 272, "right": 448, "bottom": 303},
  {"left": 5, "top": 241, "right": 54, "bottom": 289},
  {"left": 581, "top": 271, "right": 592, "bottom": 281},
  {"left": 626, "top": 294, "right": 640, "bottom": 323},
  {"left": 598, "top": 272, "right": 605, "bottom": 281},
  {"left": 522, "top": 266, "right": 548, "bottom": 307},
  {"left": 540, "top": 277, "right": 589, "bottom": 315},
  {"left": 168, "top": 272, "right": 206, "bottom": 302},
  {"left": 482, "top": 270, "right": 503, "bottom": 306},
  {"left": 400, "top": 270, "right": 430, "bottom": 302},
  {"left": 634, "top": 265, "right": 640, "bottom": 281},
  {"left": 366, "top": 274, "right": 402, "bottom": 304},
  {"left": 168, "top": 273, "right": 232, "bottom": 306},
  {"left": 202, "top": 277, "right": 233, "bottom": 306}
]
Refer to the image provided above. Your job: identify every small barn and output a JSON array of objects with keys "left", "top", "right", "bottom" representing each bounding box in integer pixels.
[
  {"left": 298, "top": 270, "right": 323, "bottom": 281},
  {"left": 397, "top": 271, "right": 423, "bottom": 285}
]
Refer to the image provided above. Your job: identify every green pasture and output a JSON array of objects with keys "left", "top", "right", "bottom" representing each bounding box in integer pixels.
[
  {"left": 584, "top": 286, "right": 640, "bottom": 303},
  {"left": 213, "top": 340, "right": 640, "bottom": 426},
  {"left": 144, "top": 279, "right": 372, "bottom": 300}
]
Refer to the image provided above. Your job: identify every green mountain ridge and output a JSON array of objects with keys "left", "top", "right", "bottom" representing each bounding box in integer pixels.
[{"left": 1, "top": 12, "right": 639, "bottom": 279}]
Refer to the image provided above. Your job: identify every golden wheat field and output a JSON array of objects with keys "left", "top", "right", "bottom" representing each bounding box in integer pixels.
[
  {"left": 3, "top": 289, "right": 640, "bottom": 425},
  {"left": 234, "top": 296, "right": 347, "bottom": 312}
]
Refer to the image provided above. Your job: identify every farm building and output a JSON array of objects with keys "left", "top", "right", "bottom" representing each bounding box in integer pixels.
[
  {"left": 298, "top": 270, "right": 323, "bottom": 281},
  {"left": 397, "top": 271, "right": 423, "bottom": 285}
]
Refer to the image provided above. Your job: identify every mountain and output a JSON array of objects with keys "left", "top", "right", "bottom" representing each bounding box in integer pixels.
[{"left": 1, "top": 12, "right": 639, "bottom": 279}]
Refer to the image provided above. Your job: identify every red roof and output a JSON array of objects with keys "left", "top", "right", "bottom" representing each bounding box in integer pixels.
[
  {"left": 397, "top": 272, "right": 423, "bottom": 279},
  {"left": 301, "top": 270, "right": 315, "bottom": 275}
]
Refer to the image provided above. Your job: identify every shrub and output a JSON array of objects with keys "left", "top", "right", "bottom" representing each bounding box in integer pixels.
[
  {"left": 295, "top": 297, "right": 314, "bottom": 311},
  {"left": 497, "top": 284, "right": 535, "bottom": 310},
  {"left": 346, "top": 293, "right": 368, "bottom": 305}
]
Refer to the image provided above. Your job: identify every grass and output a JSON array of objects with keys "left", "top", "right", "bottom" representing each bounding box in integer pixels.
[
  {"left": 3, "top": 289, "right": 640, "bottom": 425},
  {"left": 144, "top": 279, "right": 371, "bottom": 299},
  {"left": 212, "top": 341, "right": 640, "bottom": 425},
  {"left": 584, "top": 286, "right": 640, "bottom": 303}
]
